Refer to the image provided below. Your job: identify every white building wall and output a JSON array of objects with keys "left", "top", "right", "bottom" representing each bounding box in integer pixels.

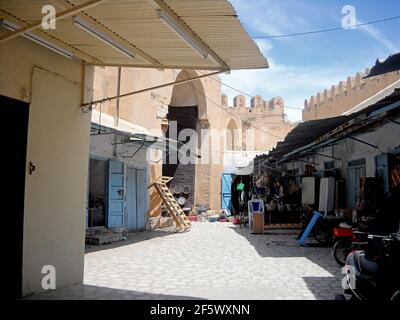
[
  {"left": 0, "top": 36, "right": 93, "bottom": 296},
  {"left": 283, "top": 115, "right": 400, "bottom": 207}
]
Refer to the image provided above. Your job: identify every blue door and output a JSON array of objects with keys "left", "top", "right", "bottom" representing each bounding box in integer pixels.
[
  {"left": 375, "top": 153, "right": 393, "bottom": 194},
  {"left": 136, "top": 169, "right": 147, "bottom": 229},
  {"left": 107, "top": 160, "right": 125, "bottom": 228},
  {"left": 348, "top": 159, "right": 366, "bottom": 208},
  {"left": 126, "top": 168, "right": 137, "bottom": 230},
  {"left": 126, "top": 168, "right": 147, "bottom": 230},
  {"left": 221, "top": 173, "right": 232, "bottom": 210}
]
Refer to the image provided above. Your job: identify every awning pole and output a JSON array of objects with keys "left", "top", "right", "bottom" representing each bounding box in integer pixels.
[
  {"left": 81, "top": 69, "right": 228, "bottom": 111},
  {"left": 347, "top": 136, "right": 378, "bottom": 149},
  {"left": 119, "top": 141, "right": 146, "bottom": 159}
]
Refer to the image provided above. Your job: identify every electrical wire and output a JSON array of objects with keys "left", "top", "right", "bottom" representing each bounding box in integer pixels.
[
  {"left": 205, "top": 73, "right": 303, "bottom": 111},
  {"left": 252, "top": 15, "right": 400, "bottom": 39},
  {"left": 188, "top": 81, "right": 285, "bottom": 140},
  {"left": 198, "top": 70, "right": 303, "bottom": 111}
]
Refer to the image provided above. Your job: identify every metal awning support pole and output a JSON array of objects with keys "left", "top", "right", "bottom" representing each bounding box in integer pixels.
[
  {"left": 156, "top": 150, "right": 169, "bottom": 164},
  {"left": 119, "top": 141, "right": 146, "bottom": 158},
  {"left": 284, "top": 157, "right": 319, "bottom": 166},
  {"left": 0, "top": 0, "right": 106, "bottom": 43},
  {"left": 347, "top": 136, "right": 378, "bottom": 149},
  {"left": 81, "top": 69, "right": 228, "bottom": 110},
  {"left": 312, "top": 152, "right": 341, "bottom": 161}
]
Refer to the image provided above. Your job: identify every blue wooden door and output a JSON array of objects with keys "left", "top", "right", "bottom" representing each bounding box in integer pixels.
[
  {"left": 136, "top": 169, "right": 147, "bottom": 229},
  {"left": 348, "top": 159, "right": 366, "bottom": 208},
  {"left": 221, "top": 173, "right": 232, "bottom": 210},
  {"left": 126, "top": 168, "right": 137, "bottom": 230},
  {"left": 126, "top": 168, "right": 147, "bottom": 230},
  {"left": 107, "top": 160, "right": 125, "bottom": 227},
  {"left": 375, "top": 153, "right": 393, "bottom": 194}
]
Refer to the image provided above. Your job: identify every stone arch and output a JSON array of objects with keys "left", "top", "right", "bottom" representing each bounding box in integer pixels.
[
  {"left": 170, "top": 69, "right": 207, "bottom": 119},
  {"left": 163, "top": 69, "right": 209, "bottom": 208},
  {"left": 226, "top": 118, "right": 239, "bottom": 151}
]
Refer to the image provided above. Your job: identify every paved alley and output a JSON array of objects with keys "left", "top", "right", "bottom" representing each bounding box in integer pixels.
[{"left": 30, "top": 222, "right": 344, "bottom": 300}]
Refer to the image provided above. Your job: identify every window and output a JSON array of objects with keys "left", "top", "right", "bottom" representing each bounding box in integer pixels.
[{"left": 324, "top": 161, "right": 335, "bottom": 170}]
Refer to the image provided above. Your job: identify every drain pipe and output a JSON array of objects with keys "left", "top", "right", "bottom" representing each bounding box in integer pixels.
[{"left": 113, "top": 67, "right": 122, "bottom": 156}]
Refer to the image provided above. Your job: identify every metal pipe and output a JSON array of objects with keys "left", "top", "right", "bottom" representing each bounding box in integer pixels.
[
  {"left": 347, "top": 136, "right": 378, "bottom": 149},
  {"left": 115, "top": 66, "right": 121, "bottom": 126},
  {"left": 81, "top": 69, "right": 228, "bottom": 108}
]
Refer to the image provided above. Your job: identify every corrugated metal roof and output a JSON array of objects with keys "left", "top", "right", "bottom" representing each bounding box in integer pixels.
[
  {"left": 0, "top": 0, "right": 268, "bottom": 70},
  {"left": 259, "top": 89, "right": 400, "bottom": 161},
  {"left": 364, "top": 52, "right": 400, "bottom": 78}
]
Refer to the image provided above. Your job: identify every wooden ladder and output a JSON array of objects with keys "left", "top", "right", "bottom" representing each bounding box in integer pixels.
[{"left": 149, "top": 176, "right": 191, "bottom": 231}]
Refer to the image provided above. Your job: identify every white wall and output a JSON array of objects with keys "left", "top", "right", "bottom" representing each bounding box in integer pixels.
[
  {"left": 283, "top": 116, "right": 400, "bottom": 207},
  {"left": 314, "top": 117, "right": 400, "bottom": 178},
  {"left": 0, "top": 36, "right": 92, "bottom": 296}
]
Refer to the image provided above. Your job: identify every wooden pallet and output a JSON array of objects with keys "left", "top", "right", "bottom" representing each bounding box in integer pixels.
[{"left": 149, "top": 176, "right": 191, "bottom": 231}]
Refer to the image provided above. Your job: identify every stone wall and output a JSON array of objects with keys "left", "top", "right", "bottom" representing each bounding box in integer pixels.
[
  {"left": 303, "top": 69, "right": 400, "bottom": 121},
  {"left": 222, "top": 94, "right": 296, "bottom": 152}
]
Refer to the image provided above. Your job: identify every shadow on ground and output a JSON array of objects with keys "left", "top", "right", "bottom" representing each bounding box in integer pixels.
[
  {"left": 25, "top": 284, "right": 205, "bottom": 300},
  {"left": 85, "top": 228, "right": 182, "bottom": 253},
  {"left": 230, "top": 225, "right": 343, "bottom": 300}
]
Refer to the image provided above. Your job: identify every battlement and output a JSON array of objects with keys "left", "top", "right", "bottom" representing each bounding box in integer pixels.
[
  {"left": 221, "top": 93, "right": 285, "bottom": 116},
  {"left": 303, "top": 68, "right": 400, "bottom": 120}
]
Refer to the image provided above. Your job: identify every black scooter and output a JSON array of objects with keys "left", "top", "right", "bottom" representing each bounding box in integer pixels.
[{"left": 336, "top": 232, "right": 400, "bottom": 301}]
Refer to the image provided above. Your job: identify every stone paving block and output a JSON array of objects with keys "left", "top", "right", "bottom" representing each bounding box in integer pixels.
[{"left": 29, "top": 222, "right": 343, "bottom": 300}]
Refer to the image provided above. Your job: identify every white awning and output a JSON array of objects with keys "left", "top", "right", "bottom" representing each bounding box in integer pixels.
[{"left": 0, "top": 0, "right": 268, "bottom": 71}]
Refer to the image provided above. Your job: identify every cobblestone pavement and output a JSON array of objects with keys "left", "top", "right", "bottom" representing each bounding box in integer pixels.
[{"left": 29, "top": 222, "right": 344, "bottom": 300}]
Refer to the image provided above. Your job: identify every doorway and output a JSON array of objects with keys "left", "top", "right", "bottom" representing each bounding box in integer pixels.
[
  {"left": 88, "top": 158, "right": 107, "bottom": 227},
  {"left": 221, "top": 173, "right": 232, "bottom": 210},
  {"left": 348, "top": 159, "right": 366, "bottom": 208},
  {"left": 1, "top": 95, "right": 29, "bottom": 299},
  {"left": 126, "top": 167, "right": 147, "bottom": 231},
  {"left": 163, "top": 106, "right": 198, "bottom": 208}
]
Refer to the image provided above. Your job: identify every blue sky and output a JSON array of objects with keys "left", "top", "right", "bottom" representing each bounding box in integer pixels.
[{"left": 220, "top": 0, "right": 400, "bottom": 121}]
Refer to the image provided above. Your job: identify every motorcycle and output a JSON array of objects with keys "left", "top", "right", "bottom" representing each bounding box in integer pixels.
[
  {"left": 332, "top": 227, "right": 369, "bottom": 266},
  {"left": 336, "top": 232, "right": 400, "bottom": 301},
  {"left": 331, "top": 216, "right": 374, "bottom": 266}
]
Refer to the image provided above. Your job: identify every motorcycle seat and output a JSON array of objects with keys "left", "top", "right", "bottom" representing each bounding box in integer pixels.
[{"left": 354, "top": 251, "right": 379, "bottom": 276}]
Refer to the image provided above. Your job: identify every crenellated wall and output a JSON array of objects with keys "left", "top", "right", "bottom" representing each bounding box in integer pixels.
[
  {"left": 222, "top": 94, "right": 296, "bottom": 152},
  {"left": 303, "top": 69, "right": 400, "bottom": 120}
]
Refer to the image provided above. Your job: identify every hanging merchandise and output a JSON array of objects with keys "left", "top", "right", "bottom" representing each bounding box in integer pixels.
[
  {"left": 237, "top": 182, "right": 245, "bottom": 191},
  {"left": 279, "top": 184, "right": 285, "bottom": 198},
  {"left": 391, "top": 165, "right": 400, "bottom": 188},
  {"left": 255, "top": 177, "right": 263, "bottom": 188}
]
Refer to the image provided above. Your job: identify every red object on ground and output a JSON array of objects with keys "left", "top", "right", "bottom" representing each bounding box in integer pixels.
[
  {"left": 333, "top": 227, "right": 353, "bottom": 238},
  {"left": 189, "top": 215, "right": 198, "bottom": 222},
  {"left": 232, "top": 217, "right": 240, "bottom": 225},
  {"left": 218, "top": 218, "right": 227, "bottom": 222}
]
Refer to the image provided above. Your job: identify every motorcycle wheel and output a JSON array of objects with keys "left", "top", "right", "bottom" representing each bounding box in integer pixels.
[
  {"left": 332, "top": 239, "right": 352, "bottom": 266},
  {"left": 391, "top": 290, "right": 400, "bottom": 302}
]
